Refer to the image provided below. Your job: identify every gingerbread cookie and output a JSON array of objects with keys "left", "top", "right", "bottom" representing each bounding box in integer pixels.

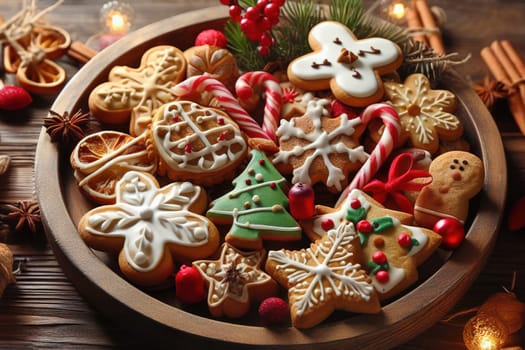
[
  {"left": 88, "top": 45, "right": 186, "bottom": 136},
  {"left": 287, "top": 21, "right": 403, "bottom": 107},
  {"left": 70, "top": 130, "right": 156, "bottom": 204},
  {"left": 193, "top": 243, "right": 278, "bottom": 318},
  {"left": 78, "top": 171, "right": 220, "bottom": 287},
  {"left": 184, "top": 45, "right": 239, "bottom": 92},
  {"left": 272, "top": 98, "right": 368, "bottom": 192},
  {"left": 148, "top": 100, "right": 248, "bottom": 186},
  {"left": 280, "top": 81, "right": 315, "bottom": 120},
  {"left": 384, "top": 73, "right": 463, "bottom": 155},
  {"left": 265, "top": 222, "right": 381, "bottom": 328},
  {"left": 414, "top": 151, "right": 484, "bottom": 229},
  {"left": 207, "top": 149, "right": 301, "bottom": 251},
  {"left": 302, "top": 189, "right": 442, "bottom": 300}
]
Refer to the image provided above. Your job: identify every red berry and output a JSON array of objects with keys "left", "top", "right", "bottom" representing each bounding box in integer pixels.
[
  {"left": 258, "top": 31, "right": 273, "bottom": 47},
  {"left": 375, "top": 270, "right": 390, "bottom": 284},
  {"left": 0, "top": 85, "right": 32, "bottom": 111},
  {"left": 175, "top": 265, "right": 206, "bottom": 304},
  {"left": 433, "top": 217, "right": 465, "bottom": 250},
  {"left": 264, "top": 3, "right": 281, "bottom": 19},
  {"left": 372, "top": 251, "right": 387, "bottom": 265},
  {"left": 229, "top": 5, "right": 242, "bottom": 21},
  {"left": 194, "top": 29, "right": 228, "bottom": 48},
  {"left": 219, "top": 0, "right": 231, "bottom": 5},
  {"left": 256, "top": 0, "right": 269, "bottom": 9},
  {"left": 271, "top": 0, "right": 285, "bottom": 6},
  {"left": 350, "top": 199, "right": 361, "bottom": 209},
  {"left": 258, "top": 297, "right": 289, "bottom": 325},
  {"left": 259, "top": 16, "right": 272, "bottom": 31},
  {"left": 321, "top": 218, "right": 334, "bottom": 231},
  {"left": 240, "top": 18, "right": 261, "bottom": 41},
  {"left": 288, "top": 182, "right": 315, "bottom": 220},
  {"left": 356, "top": 220, "right": 373, "bottom": 233},
  {"left": 245, "top": 6, "right": 261, "bottom": 21},
  {"left": 397, "top": 232, "right": 412, "bottom": 248},
  {"left": 258, "top": 45, "right": 270, "bottom": 56}
]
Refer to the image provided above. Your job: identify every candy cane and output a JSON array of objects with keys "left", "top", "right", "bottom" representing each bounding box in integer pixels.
[
  {"left": 236, "top": 71, "right": 282, "bottom": 143},
  {"left": 336, "top": 103, "right": 401, "bottom": 207},
  {"left": 173, "top": 75, "right": 270, "bottom": 141}
]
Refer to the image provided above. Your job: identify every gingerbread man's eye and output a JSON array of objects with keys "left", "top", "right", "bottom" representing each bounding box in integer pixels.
[{"left": 453, "top": 159, "right": 459, "bottom": 164}]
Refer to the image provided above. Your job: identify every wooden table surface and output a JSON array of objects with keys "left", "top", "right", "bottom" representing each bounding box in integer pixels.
[{"left": 1, "top": 0, "right": 524, "bottom": 349}]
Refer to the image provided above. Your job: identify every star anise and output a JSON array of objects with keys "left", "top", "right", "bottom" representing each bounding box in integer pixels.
[
  {"left": 473, "top": 76, "right": 509, "bottom": 110},
  {"left": 44, "top": 109, "right": 90, "bottom": 144},
  {"left": 3, "top": 200, "right": 41, "bottom": 234}
]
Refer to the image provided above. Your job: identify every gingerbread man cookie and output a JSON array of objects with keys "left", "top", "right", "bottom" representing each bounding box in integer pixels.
[
  {"left": 193, "top": 243, "right": 278, "bottom": 318},
  {"left": 302, "top": 189, "right": 442, "bottom": 300},
  {"left": 78, "top": 171, "right": 220, "bottom": 287},
  {"left": 287, "top": 21, "right": 403, "bottom": 107},
  {"left": 88, "top": 45, "right": 186, "bottom": 136},
  {"left": 384, "top": 73, "right": 463, "bottom": 154},
  {"left": 414, "top": 151, "right": 484, "bottom": 229},
  {"left": 266, "top": 222, "right": 381, "bottom": 328},
  {"left": 148, "top": 100, "right": 248, "bottom": 186}
]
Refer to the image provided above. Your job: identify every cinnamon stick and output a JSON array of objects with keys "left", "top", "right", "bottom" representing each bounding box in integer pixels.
[
  {"left": 481, "top": 46, "right": 525, "bottom": 135},
  {"left": 67, "top": 41, "right": 97, "bottom": 64},
  {"left": 414, "top": 0, "right": 445, "bottom": 55},
  {"left": 405, "top": 0, "right": 428, "bottom": 45}
]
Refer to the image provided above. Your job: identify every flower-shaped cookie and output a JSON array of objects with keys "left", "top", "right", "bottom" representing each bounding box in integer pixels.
[
  {"left": 287, "top": 21, "right": 402, "bottom": 107},
  {"left": 266, "top": 222, "right": 380, "bottom": 329},
  {"left": 193, "top": 243, "right": 278, "bottom": 318},
  {"left": 384, "top": 73, "right": 463, "bottom": 154},
  {"left": 88, "top": 45, "right": 186, "bottom": 136},
  {"left": 78, "top": 171, "right": 219, "bottom": 286},
  {"left": 302, "top": 189, "right": 442, "bottom": 300}
]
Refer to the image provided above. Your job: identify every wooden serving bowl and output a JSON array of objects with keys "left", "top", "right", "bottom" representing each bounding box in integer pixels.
[{"left": 35, "top": 6, "right": 507, "bottom": 349}]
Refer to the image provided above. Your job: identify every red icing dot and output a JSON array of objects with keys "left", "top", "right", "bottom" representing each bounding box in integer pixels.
[
  {"left": 350, "top": 199, "right": 361, "bottom": 209},
  {"left": 321, "top": 218, "right": 334, "bottom": 231},
  {"left": 375, "top": 270, "right": 390, "bottom": 284},
  {"left": 245, "top": 179, "right": 252, "bottom": 185},
  {"left": 184, "top": 144, "right": 192, "bottom": 153},
  {"left": 372, "top": 251, "right": 387, "bottom": 265},
  {"left": 269, "top": 182, "right": 276, "bottom": 189},
  {"left": 397, "top": 232, "right": 412, "bottom": 248},
  {"left": 373, "top": 237, "right": 385, "bottom": 248},
  {"left": 356, "top": 220, "right": 373, "bottom": 233},
  {"left": 172, "top": 115, "right": 181, "bottom": 123},
  {"left": 259, "top": 159, "right": 266, "bottom": 165},
  {"left": 217, "top": 131, "right": 228, "bottom": 141},
  {"left": 217, "top": 117, "right": 225, "bottom": 125}
]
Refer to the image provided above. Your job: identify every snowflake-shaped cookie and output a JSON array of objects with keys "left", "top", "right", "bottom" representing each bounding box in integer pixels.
[
  {"left": 193, "top": 243, "right": 278, "bottom": 318},
  {"left": 265, "top": 222, "right": 380, "bottom": 328},
  {"left": 89, "top": 45, "right": 186, "bottom": 136},
  {"left": 384, "top": 73, "right": 463, "bottom": 154},
  {"left": 302, "top": 189, "right": 442, "bottom": 300},
  {"left": 287, "top": 21, "right": 402, "bottom": 107},
  {"left": 78, "top": 171, "right": 219, "bottom": 286},
  {"left": 272, "top": 98, "right": 368, "bottom": 192}
]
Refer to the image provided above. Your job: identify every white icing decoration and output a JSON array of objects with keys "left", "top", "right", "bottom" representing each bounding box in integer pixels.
[
  {"left": 153, "top": 101, "right": 247, "bottom": 173},
  {"left": 268, "top": 223, "right": 374, "bottom": 317},
  {"left": 371, "top": 264, "right": 406, "bottom": 294},
  {"left": 385, "top": 74, "right": 460, "bottom": 145},
  {"left": 273, "top": 99, "right": 369, "bottom": 191},
  {"left": 84, "top": 171, "right": 210, "bottom": 272},
  {"left": 290, "top": 21, "right": 400, "bottom": 98}
]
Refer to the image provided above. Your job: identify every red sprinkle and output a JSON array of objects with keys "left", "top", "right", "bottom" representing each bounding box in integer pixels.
[
  {"left": 217, "top": 117, "right": 225, "bottom": 125},
  {"left": 184, "top": 144, "right": 192, "bottom": 153},
  {"left": 217, "top": 131, "right": 228, "bottom": 141},
  {"left": 321, "top": 218, "right": 334, "bottom": 231},
  {"left": 245, "top": 179, "right": 252, "bottom": 185},
  {"left": 397, "top": 232, "right": 412, "bottom": 248},
  {"left": 259, "top": 159, "right": 265, "bottom": 165},
  {"left": 356, "top": 220, "right": 373, "bottom": 233},
  {"left": 350, "top": 199, "right": 361, "bottom": 209},
  {"left": 372, "top": 251, "right": 387, "bottom": 265},
  {"left": 269, "top": 182, "right": 276, "bottom": 189},
  {"left": 375, "top": 270, "right": 390, "bottom": 284}
]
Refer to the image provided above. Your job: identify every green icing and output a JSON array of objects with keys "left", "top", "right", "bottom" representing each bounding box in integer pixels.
[{"left": 206, "top": 149, "right": 301, "bottom": 240}]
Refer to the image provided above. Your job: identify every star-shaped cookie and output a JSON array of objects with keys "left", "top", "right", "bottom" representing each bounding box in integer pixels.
[
  {"left": 265, "top": 222, "right": 380, "bottom": 328},
  {"left": 193, "top": 243, "right": 278, "bottom": 318},
  {"left": 302, "top": 189, "right": 442, "bottom": 300}
]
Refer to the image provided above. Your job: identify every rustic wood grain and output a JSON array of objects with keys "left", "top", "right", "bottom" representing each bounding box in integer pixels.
[{"left": 0, "top": 0, "right": 524, "bottom": 348}]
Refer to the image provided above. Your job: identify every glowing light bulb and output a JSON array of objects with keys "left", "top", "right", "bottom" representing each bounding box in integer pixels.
[
  {"left": 100, "top": 1, "right": 134, "bottom": 34},
  {"left": 109, "top": 11, "right": 126, "bottom": 32},
  {"left": 389, "top": 1, "right": 406, "bottom": 19},
  {"left": 463, "top": 312, "right": 508, "bottom": 350}
]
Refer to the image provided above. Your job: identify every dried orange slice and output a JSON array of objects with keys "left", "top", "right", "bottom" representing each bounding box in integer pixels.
[{"left": 70, "top": 130, "right": 157, "bottom": 204}]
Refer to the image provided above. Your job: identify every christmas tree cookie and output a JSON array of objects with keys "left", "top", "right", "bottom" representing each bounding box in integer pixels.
[
  {"left": 207, "top": 149, "right": 301, "bottom": 250},
  {"left": 302, "top": 189, "right": 441, "bottom": 300}
]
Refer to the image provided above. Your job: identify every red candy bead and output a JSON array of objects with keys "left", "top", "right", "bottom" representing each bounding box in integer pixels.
[
  {"left": 175, "top": 265, "right": 205, "bottom": 304},
  {"left": 356, "top": 220, "right": 373, "bottom": 233},
  {"left": 372, "top": 251, "right": 387, "bottom": 265},
  {"left": 375, "top": 270, "right": 390, "bottom": 284},
  {"left": 321, "top": 218, "right": 334, "bottom": 231},
  {"left": 397, "top": 232, "right": 412, "bottom": 248},
  {"left": 350, "top": 199, "right": 361, "bottom": 209},
  {"left": 258, "top": 297, "right": 289, "bottom": 325},
  {"left": 194, "top": 29, "right": 228, "bottom": 48},
  {"left": 433, "top": 217, "right": 465, "bottom": 250},
  {"left": 288, "top": 182, "right": 315, "bottom": 220}
]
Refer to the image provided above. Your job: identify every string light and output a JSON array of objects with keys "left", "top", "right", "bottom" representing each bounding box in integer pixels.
[
  {"left": 388, "top": 0, "right": 407, "bottom": 20},
  {"left": 100, "top": 1, "right": 134, "bottom": 34},
  {"left": 463, "top": 312, "right": 508, "bottom": 350}
]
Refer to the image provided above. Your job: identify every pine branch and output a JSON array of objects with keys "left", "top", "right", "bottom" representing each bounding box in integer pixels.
[{"left": 225, "top": 21, "right": 265, "bottom": 72}]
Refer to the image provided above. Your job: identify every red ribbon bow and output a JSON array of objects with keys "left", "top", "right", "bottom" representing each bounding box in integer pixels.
[{"left": 363, "top": 152, "right": 432, "bottom": 214}]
